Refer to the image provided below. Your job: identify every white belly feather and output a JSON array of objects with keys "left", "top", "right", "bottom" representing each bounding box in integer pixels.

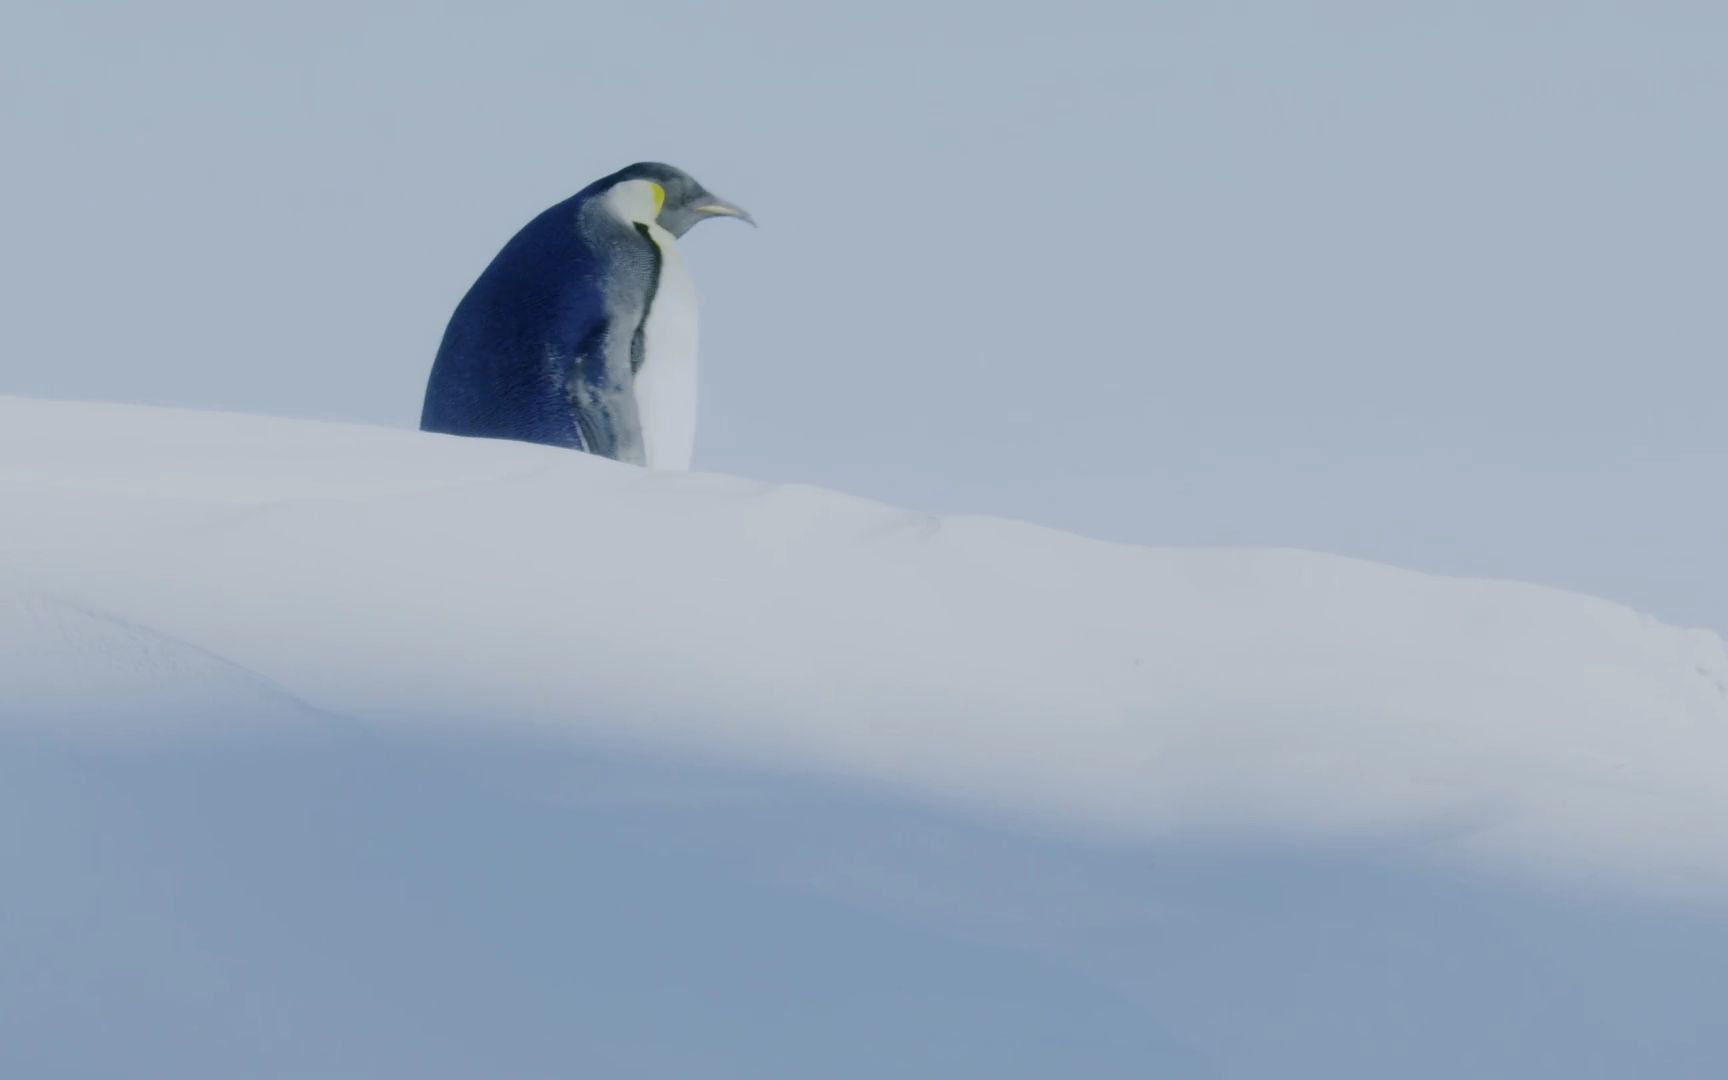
[{"left": 634, "top": 222, "right": 699, "bottom": 472}]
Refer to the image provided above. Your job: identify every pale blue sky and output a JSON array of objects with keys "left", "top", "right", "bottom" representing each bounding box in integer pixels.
[{"left": 3, "top": 2, "right": 1724, "bottom": 630}]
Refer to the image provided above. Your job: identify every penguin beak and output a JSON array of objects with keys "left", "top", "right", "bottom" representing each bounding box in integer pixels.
[{"left": 692, "top": 199, "right": 756, "bottom": 226}]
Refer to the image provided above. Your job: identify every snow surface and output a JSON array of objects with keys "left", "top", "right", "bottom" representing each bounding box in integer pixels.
[
  {"left": 4, "top": 394, "right": 1726, "bottom": 898},
  {"left": 7, "top": 394, "right": 1728, "bottom": 1078}
]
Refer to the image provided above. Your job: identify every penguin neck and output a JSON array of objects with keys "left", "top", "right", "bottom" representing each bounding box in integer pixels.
[{"left": 599, "top": 179, "right": 699, "bottom": 471}]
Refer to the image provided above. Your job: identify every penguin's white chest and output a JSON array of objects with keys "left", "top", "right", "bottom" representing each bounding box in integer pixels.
[{"left": 634, "top": 224, "right": 699, "bottom": 471}]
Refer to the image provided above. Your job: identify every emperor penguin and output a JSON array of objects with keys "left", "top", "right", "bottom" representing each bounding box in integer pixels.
[{"left": 420, "top": 163, "right": 752, "bottom": 470}]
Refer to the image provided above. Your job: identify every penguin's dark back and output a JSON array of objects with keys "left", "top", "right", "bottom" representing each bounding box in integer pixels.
[{"left": 420, "top": 192, "right": 609, "bottom": 450}]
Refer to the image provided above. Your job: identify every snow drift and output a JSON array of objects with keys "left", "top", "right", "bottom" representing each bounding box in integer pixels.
[{"left": 4, "top": 394, "right": 1725, "bottom": 901}]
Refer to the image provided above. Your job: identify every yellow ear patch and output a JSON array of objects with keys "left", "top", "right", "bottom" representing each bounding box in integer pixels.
[{"left": 648, "top": 182, "right": 666, "bottom": 215}]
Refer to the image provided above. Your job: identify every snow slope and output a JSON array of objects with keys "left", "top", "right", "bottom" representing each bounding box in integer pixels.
[
  {"left": 9, "top": 394, "right": 1728, "bottom": 1078},
  {"left": 4, "top": 394, "right": 1726, "bottom": 900}
]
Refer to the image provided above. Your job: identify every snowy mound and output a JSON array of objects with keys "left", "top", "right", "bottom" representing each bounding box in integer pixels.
[{"left": 4, "top": 394, "right": 1726, "bottom": 900}]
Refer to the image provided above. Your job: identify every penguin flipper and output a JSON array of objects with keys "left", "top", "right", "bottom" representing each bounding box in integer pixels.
[
  {"left": 560, "top": 209, "right": 663, "bottom": 467},
  {"left": 565, "top": 331, "right": 647, "bottom": 466}
]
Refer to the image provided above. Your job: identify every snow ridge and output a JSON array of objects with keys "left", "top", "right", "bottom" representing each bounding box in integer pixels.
[{"left": 2, "top": 394, "right": 1725, "bottom": 901}]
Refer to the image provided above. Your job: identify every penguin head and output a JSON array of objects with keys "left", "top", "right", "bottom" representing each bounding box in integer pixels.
[{"left": 605, "top": 162, "right": 754, "bottom": 239}]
